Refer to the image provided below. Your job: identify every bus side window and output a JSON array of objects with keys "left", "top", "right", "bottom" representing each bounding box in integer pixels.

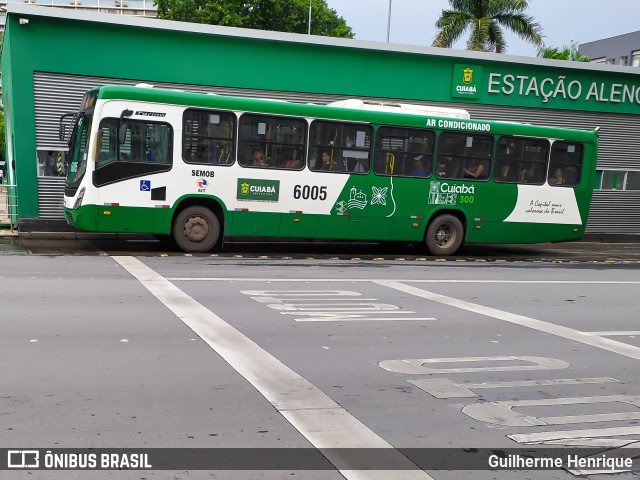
[
  {"left": 436, "top": 135, "right": 461, "bottom": 179},
  {"left": 462, "top": 135, "right": 491, "bottom": 180},
  {"left": 309, "top": 120, "right": 372, "bottom": 174},
  {"left": 95, "top": 119, "right": 173, "bottom": 167},
  {"left": 141, "top": 123, "right": 172, "bottom": 165},
  {"left": 519, "top": 141, "right": 548, "bottom": 184},
  {"left": 238, "top": 114, "right": 306, "bottom": 170},
  {"left": 549, "top": 142, "right": 583, "bottom": 187},
  {"left": 183, "top": 109, "right": 236, "bottom": 166},
  {"left": 95, "top": 121, "right": 119, "bottom": 167},
  {"left": 494, "top": 136, "right": 548, "bottom": 185},
  {"left": 494, "top": 136, "right": 521, "bottom": 183},
  {"left": 436, "top": 132, "right": 491, "bottom": 181},
  {"left": 374, "top": 127, "right": 434, "bottom": 178}
]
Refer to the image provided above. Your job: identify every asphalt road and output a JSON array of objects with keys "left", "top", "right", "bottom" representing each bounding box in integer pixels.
[{"left": 1, "top": 246, "right": 640, "bottom": 479}]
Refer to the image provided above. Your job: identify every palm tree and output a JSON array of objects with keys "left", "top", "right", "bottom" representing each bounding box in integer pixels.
[
  {"left": 537, "top": 41, "right": 590, "bottom": 62},
  {"left": 433, "top": 0, "right": 542, "bottom": 53}
]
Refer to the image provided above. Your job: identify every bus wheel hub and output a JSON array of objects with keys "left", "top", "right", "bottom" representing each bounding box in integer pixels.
[
  {"left": 184, "top": 216, "right": 209, "bottom": 242},
  {"left": 435, "top": 226, "right": 452, "bottom": 246}
]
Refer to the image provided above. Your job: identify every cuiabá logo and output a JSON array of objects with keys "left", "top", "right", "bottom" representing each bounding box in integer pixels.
[
  {"left": 237, "top": 178, "right": 280, "bottom": 202},
  {"left": 452, "top": 64, "right": 482, "bottom": 99},
  {"left": 463, "top": 67, "right": 473, "bottom": 84}
]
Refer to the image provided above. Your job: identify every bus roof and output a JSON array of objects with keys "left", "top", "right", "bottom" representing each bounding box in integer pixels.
[
  {"left": 92, "top": 85, "right": 598, "bottom": 143},
  {"left": 325, "top": 99, "right": 470, "bottom": 119}
]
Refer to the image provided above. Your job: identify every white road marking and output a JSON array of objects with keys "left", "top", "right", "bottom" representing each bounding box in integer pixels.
[
  {"left": 242, "top": 290, "right": 364, "bottom": 296},
  {"left": 113, "top": 256, "right": 432, "bottom": 480},
  {"left": 269, "top": 303, "right": 404, "bottom": 311},
  {"left": 252, "top": 298, "right": 380, "bottom": 302},
  {"left": 545, "top": 438, "right": 638, "bottom": 447},
  {"left": 410, "top": 377, "right": 619, "bottom": 399},
  {"left": 589, "top": 331, "right": 640, "bottom": 336},
  {"left": 375, "top": 281, "right": 640, "bottom": 361},
  {"left": 510, "top": 426, "right": 640, "bottom": 444},
  {"left": 379, "top": 356, "right": 569, "bottom": 374},
  {"left": 292, "top": 316, "right": 437, "bottom": 322},
  {"left": 243, "top": 289, "right": 436, "bottom": 322},
  {"left": 462, "top": 395, "right": 640, "bottom": 427},
  {"left": 171, "top": 278, "right": 640, "bottom": 284}
]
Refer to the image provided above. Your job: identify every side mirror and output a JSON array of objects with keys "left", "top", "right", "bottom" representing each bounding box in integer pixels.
[
  {"left": 118, "top": 123, "right": 128, "bottom": 144},
  {"left": 58, "top": 112, "right": 78, "bottom": 143},
  {"left": 118, "top": 109, "right": 134, "bottom": 144}
]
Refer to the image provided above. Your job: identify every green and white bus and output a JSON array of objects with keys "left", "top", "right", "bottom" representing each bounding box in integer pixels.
[{"left": 62, "top": 85, "right": 598, "bottom": 255}]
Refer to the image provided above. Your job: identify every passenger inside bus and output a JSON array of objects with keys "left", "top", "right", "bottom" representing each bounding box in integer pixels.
[
  {"left": 463, "top": 158, "right": 486, "bottom": 179},
  {"left": 203, "top": 138, "right": 221, "bottom": 164},
  {"left": 549, "top": 167, "right": 565, "bottom": 185},
  {"left": 518, "top": 164, "right": 542, "bottom": 183},
  {"left": 436, "top": 155, "right": 458, "bottom": 178},
  {"left": 317, "top": 150, "right": 334, "bottom": 171},
  {"left": 252, "top": 149, "right": 268, "bottom": 167},
  {"left": 283, "top": 149, "right": 302, "bottom": 169},
  {"left": 410, "top": 155, "right": 427, "bottom": 176},
  {"left": 494, "top": 139, "right": 519, "bottom": 182},
  {"left": 564, "top": 165, "right": 580, "bottom": 186}
]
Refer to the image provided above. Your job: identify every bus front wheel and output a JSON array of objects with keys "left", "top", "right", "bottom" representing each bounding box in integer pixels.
[
  {"left": 425, "top": 214, "right": 464, "bottom": 256},
  {"left": 173, "top": 206, "right": 220, "bottom": 253}
]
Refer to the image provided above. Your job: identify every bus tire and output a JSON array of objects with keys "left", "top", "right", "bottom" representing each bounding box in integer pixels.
[
  {"left": 425, "top": 214, "right": 464, "bottom": 256},
  {"left": 173, "top": 206, "right": 220, "bottom": 253}
]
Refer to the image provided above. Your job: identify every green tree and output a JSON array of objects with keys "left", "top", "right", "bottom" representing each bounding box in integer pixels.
[
  {"left": 155, "top": 0, "right": 354, "bottom": 38},
  {"left": 537, "top": 41, "right": 590, "bottom": 62},
  {"left": 433, "top": 0, "right": 542, "bottom": 53}
]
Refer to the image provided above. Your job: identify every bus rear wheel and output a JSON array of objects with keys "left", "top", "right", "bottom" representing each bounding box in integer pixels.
[
  {"left": 425, "top": 214, "right": 464, "bottom": 256},
  {"left": 173, "top": 206, "right": 220, "bottom": 253}
]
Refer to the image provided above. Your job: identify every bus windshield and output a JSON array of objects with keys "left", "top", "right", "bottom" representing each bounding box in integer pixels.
[{"left": 66, "top": 113, "right": 92, "bottom": 191}]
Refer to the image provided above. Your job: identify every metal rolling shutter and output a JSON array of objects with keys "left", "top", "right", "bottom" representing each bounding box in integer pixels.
[
  {"left": 587, "top": 191, "right": 640, "bottom": 234},
  {"left": 33, "top": 72, "right": 639, "bottom": 233},
  {"left": 37, "top": 177, "right": 66, "bottom": 219},
  {"left": 35, "top": 73, "right": 140, "bottom": 151}
]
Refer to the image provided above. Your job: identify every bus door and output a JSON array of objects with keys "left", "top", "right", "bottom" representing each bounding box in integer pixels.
[{"left": 94, "top": 117, "right": 173, "bottom": 234}]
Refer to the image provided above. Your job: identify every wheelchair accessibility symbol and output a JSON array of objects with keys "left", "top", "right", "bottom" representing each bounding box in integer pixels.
[{"left": 140, "top": 180, "right": 151, "bottom": 191}]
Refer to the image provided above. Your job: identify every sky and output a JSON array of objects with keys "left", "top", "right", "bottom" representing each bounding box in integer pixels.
[{"left": 324, "top": 0, "right": 640, "bottom": 58}]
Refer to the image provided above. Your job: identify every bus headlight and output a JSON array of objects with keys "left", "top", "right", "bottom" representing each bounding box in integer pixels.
[{"left": 73, "top": 187, "right": 86, "bottom": 210}]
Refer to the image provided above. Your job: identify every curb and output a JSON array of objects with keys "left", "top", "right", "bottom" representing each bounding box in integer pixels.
[{"left": 18, "top": 231, "right": 155, "bottom": 241}]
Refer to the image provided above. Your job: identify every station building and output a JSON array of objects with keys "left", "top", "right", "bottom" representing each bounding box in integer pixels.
[{"left": 2, "top": 4, "right": 640, "bottom": 236}]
